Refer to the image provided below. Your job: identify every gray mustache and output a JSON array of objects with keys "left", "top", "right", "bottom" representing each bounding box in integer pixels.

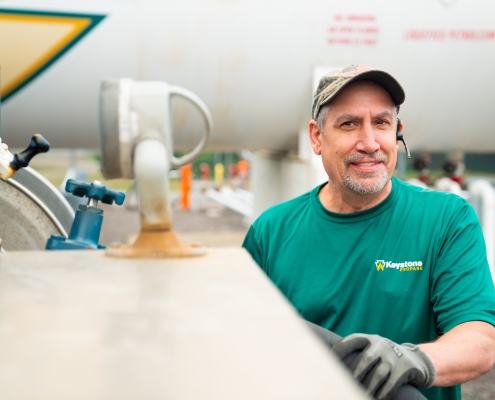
[{"left": 344, "top": 153, "right": 388, "bottom": 166}]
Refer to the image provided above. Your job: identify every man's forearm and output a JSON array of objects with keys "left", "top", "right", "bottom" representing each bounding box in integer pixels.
[{"left": 419, "top": 321, "right": 495, "bottom": 386}]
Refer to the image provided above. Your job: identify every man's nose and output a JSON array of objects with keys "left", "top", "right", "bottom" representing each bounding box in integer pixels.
[{"left": 356, "top": 124, "right": 380, "bottom": 154}]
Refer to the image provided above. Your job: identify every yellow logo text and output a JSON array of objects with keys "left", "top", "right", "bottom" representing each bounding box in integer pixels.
[{"left": 374, "top": 259, "right": 424, "bottom": 272}]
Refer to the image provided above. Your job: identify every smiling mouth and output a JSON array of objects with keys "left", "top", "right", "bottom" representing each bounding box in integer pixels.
[
  {"left": 353, "top": 162, "right": 381, "bottom": 166},
  {"left": 345, "top": 152, "right": 389, "bottom": 169},
  {"left": 347, "top": 160, "right": 386, "bottom": 174},
  {"left": 351, "top": 160, "right": 383, "bottom": 168}
]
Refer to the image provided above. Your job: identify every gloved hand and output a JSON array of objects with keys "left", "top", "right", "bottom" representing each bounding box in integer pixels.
[{"left": 332, "top": 333, "right": 436, "bottom": 400}]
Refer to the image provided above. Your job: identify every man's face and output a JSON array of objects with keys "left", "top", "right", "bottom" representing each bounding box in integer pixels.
[{"left": 310, "top": 80, "right": 399, "bottom": 196}]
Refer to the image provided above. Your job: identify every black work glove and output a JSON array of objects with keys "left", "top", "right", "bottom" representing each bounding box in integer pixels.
[{"left": 332, "top": 333, "right": 436, "bottom": 400}]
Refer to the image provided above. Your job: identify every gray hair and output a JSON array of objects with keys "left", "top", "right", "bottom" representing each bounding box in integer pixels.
[
  {"left": 315, "top": 104, "right": 331, "bottom": 134},
  {"left": 315, "top": 104, "right": 399, "bottom": 135}
]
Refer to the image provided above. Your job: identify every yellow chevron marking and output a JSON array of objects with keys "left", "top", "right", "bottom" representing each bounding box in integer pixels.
[{"left": 0, "top": 13, "right": 91, "bottom": 98}]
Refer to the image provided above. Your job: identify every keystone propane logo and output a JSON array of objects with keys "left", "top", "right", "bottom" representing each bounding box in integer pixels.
[{"left": 375, "top": 260, "right": 423, "bottom": 272}]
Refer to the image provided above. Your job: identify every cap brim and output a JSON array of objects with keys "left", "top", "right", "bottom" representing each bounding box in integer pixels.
[{"left": 320, "top": 69, "right": 405, "bottom": 111}]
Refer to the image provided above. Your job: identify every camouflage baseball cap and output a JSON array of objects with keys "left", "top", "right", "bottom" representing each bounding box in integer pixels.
[{"left": 312, "top": 64, "right": 405, "bottom": 120}]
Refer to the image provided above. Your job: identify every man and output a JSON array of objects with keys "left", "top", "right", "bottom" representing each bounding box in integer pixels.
[{"left": 242, "top": 64, "right": 495, "bottom": 400}]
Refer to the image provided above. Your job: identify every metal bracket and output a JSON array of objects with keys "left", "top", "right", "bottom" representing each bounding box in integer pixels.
[{"left": 99, "top": 79, "right": 213, "bottom": 258}]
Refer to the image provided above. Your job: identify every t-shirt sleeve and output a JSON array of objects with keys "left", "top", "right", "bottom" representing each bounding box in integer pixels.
[
  {"left": 431, "top": 200, "right": 495, "bottom": 333},
  {"left": 242, "top": 225, "right": 264, "bottom": 270}
]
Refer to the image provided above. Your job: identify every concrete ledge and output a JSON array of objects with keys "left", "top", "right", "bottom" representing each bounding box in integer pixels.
[{"left": 0, "top": 249, "right": 367, "bottom": 400}]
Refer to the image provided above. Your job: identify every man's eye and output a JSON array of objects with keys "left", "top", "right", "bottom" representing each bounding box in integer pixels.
[
  {"left": 376, "top": 119, "right": 389, "bottom": 125},
  {"left": 342, "top": 121, "right": 354, "bottom": 127}
]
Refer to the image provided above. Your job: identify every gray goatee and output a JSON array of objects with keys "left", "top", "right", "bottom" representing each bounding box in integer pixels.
[{"left": 342, "top": 153, "right": 389, "bottom": 195}]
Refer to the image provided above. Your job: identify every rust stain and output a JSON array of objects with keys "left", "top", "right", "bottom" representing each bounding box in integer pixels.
[
  {"left": 171, "top": 104, "right": 190, "bottom": 129},
  {"left": 227, "top": 51, "right": 247, "bottom": 74},
  {"left": 153, "top": 198, "right": 166, "bottom": 217},
  {"left": 141, "top": 221, "right": 172, "bottom": 231},
  {"left": 210, "top": 103, "right": 236, "bottom": 134},
  {"left": 152, "top": 36, "right": 194, "bottom": 67},
  {"left": 106, "top": 229, "right": 206, "bottom": 258},
  {"left": 139, "top": 197, "right": 172, "bottom": 229},
  {"left": 215, "top": 82, "right": 235, "bottom": 94},
  {"left": 134, "top": 229, "right": 180, "bottom": 248}
]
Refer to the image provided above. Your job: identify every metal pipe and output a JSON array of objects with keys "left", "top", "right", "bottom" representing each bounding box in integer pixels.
[{"left": 133, "top": 137, "right": 172, "bottom": 231}]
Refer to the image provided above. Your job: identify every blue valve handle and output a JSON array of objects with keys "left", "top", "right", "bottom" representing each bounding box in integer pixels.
[
  {"left": 46, "top": 180, "right": 125, "bottom": 251},
  {"left": 65, "top": 179, "right": 125, "bottom": 205}
]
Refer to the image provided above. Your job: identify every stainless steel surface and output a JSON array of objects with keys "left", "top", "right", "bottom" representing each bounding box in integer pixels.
[
  {"left": 7, "top": 179, "right": 68, "bottom": 237},
  {"left": 99, "top": 79, "right": 132, "bottom": 180},
  {"left": 0, "top": 178, "right": 66, "bottom": 250},
  {"left": 11, "top": 167, "right": 74, "bottom": 234},
  {"left": 87, "top": 198, "right": 99, "bottom": 208},
  {"left": 0, "top": 249, "right": 368, "bottom": 400}
]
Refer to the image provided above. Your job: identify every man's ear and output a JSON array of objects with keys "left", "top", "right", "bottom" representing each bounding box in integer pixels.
[{"left": 309, "top": 120, "right": 323, "bottom": 155}]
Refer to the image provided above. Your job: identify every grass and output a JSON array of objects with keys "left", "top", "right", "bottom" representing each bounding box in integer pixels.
[{"left": 30, "top": 165, "right": 180, "bottom": 193}]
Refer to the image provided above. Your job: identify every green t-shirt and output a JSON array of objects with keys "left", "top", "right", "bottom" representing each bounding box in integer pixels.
[{"left": 243, "top": 177, "right": 495, "bottom": 400}]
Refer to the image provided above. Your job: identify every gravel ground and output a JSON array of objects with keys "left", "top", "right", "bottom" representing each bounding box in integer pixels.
[
  {"left": 99, "top": 197, "right": 248, "bottom": 247},
  {"left": 462, "top": 367, "right": 495, "bottom": 399}
]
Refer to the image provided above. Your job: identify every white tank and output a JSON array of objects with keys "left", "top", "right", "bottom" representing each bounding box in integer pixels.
[{"left": 1, "top": 0, "right": 495, "bottom": 152}]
